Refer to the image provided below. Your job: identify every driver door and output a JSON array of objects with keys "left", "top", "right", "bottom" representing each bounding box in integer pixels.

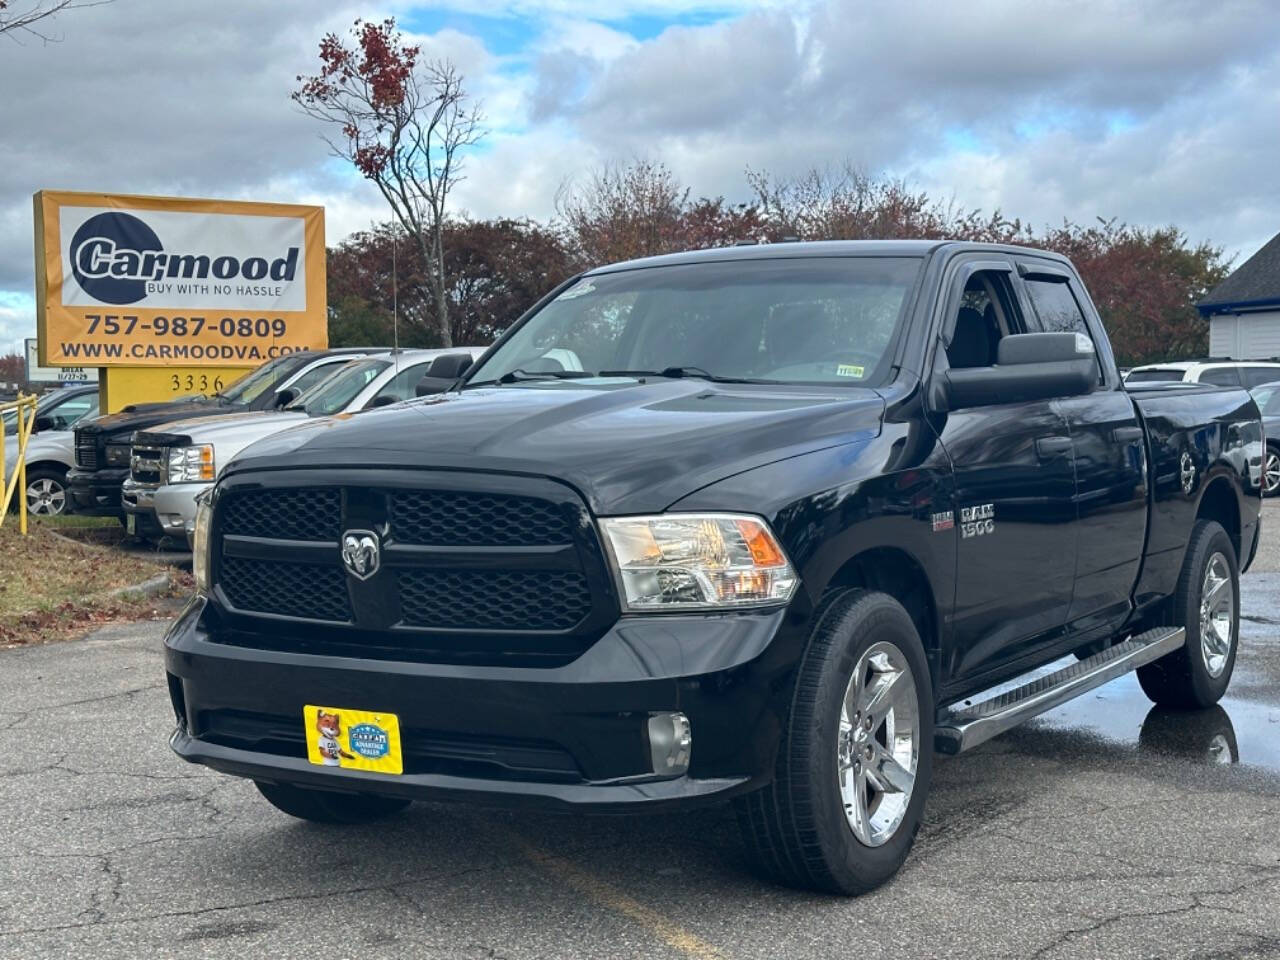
[{"left": 930, "top": 258, "right": 1080, "bottom": 685}]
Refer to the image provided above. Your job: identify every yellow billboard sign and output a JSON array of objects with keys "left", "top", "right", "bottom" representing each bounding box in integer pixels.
[{"left": 34, "top": 190, "right": 326, "bottom": 367}]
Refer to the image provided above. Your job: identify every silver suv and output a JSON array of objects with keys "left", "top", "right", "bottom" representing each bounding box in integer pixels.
[{"left": 1125, "top": 359, "right": 1280, "bottom": 388}]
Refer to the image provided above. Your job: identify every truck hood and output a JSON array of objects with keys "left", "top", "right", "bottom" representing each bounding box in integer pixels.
[
  {"left": 226, "top": 379, "right": 885, "bottom": 514},
  {"left": 139, "top": 409, "right": 308, "bottom": 446},
  {"left": 76, "top": 398, "right": 230, "bottom": 440}
]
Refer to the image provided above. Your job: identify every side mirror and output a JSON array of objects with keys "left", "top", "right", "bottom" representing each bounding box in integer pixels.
[
  {"left": 34, "top": 415, "right": 55, "bottom": 433},
  {"left": 941, "top": 333, "right": 1097, "bottom": 409},
  {"left": 273, "top": 387, "right": 300, "bottom": 409},
  {"left": 415, "top": 353, "right": 473, "bottom": 397},
  {"left": 368, "top": 394, "right": 399, "bottom": 408}
]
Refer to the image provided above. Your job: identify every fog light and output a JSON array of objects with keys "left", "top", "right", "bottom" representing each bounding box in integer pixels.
[{"left": 647, "top": 712, "right": 691, "bottom": 776}]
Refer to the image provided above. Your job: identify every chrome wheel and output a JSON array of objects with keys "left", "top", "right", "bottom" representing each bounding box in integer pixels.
[
  {"left": 1265, "top": 450, "right": 1280, "bottom": 496},
  {"left": 837, "top": 640, "right": 920, "bottom": 847},
  {"left": 26, "top": 477, "right": 66, "bottom": 516},
  {"left": 1199, "top": 552, "right": 1233, "bottom": 679}
]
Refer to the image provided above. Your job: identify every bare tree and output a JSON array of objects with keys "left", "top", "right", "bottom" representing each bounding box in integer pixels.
[
  {"left": 0, "top": 0, "right": 109, "bottom": 41},
  {"left": 294, "top": 18, "right": 484, "bottom": 347}
]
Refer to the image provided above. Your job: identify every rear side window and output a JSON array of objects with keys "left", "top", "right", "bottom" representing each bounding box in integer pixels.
[
  {"left": 1199, "top": 367, "right": 1242, "bottom": 387},
  {"left": 1240, "top": 366, "right": 1280, "bottom": 389}
]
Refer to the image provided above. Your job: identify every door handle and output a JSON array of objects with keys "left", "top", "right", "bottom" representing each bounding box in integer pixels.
[
  {"left": 1113, "top": 426, "right": 1144, "bottom": 443},
  {"left": 1036, "top": 436, "right": 1073, "bottom": 459}
]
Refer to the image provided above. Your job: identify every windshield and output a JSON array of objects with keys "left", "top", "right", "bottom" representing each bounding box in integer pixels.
[
  {"left": 1252, "top": 384, "right": 1280, "bottom": 416},
  {"left": 217, "top": 355, "right": 298, "bottom": 405},
  {"left": 466, "top": 257, "right": 922, "bottom": 388},
  {"left": 289, "top": 358, "right": 390, "bottom": 416}
]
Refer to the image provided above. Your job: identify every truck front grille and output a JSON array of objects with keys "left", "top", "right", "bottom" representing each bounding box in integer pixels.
[
  {"left": 129, "top": 445, "right": 166, "bottom": 484},
  {"left": 75, "top": 430, "right": 99, "bottom": 469},
  {"left": 209, "top": 472, "right": 616, "bottom": 665}
]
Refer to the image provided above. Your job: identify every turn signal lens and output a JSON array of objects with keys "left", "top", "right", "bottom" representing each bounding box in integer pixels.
[{"left": 600, "top": 513, "right": 798, "bottom": 611}]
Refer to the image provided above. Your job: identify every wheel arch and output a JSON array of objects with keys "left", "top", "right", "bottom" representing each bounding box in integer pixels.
[
  {"left": 820, "top": 546, "right": 940, "bottom": 691},
  {"left": 1196, "top": 475, "right": 1241, "bottom": 561}
]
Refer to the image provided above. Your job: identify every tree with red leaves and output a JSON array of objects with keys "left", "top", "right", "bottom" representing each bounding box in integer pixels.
[{"left": 294, "top": 18, "right": 485, "bottom": 347}]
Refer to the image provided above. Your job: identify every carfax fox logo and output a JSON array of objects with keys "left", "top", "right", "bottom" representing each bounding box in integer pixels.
[{"left": 68, "top": 211, "right": 299, "bottom": 305}]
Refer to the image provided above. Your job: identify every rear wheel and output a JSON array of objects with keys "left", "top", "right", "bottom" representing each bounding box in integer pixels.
[
  {"left": 255, "top": 781, "right": 411, "bottom": 824},
  {"left": 1137, "top": 520, "right": 1239, "bottom": 708},
  {"left": 736, "top": 589, "right": 933, "bottom": 895},
  {"left": 1264, "top": 444, "right": 1280, "bottom": 498}
]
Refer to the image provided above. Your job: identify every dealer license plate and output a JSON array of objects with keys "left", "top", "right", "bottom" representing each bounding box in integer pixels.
[{"left": 303, "top": 705, "right": 403, "bottom": 775}]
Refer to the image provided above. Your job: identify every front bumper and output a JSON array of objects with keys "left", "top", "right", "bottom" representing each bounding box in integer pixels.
[
  {"left": 67, "top": 467, "right": 127, "bottom": 516},
  {"left": 165, "top": 596, "right": 798, "bottom": 811},
  {"left": 122, "top": 478, "right": 204, "bottom": 545}
]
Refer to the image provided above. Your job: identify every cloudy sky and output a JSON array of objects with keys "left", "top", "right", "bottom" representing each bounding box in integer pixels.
[{"left": 3, "top": 0, "right": 1279, "bottom": 355}]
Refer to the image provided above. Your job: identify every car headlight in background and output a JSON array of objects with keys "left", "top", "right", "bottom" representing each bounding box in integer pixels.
[
  {"left": 167, "top": 444, "right": 215, "bottom": 483},
  {"left": 104, "top": 441, "right": 131, "bottom": 466},
  {"left": 192, "top": 490, "right": 212, "bottom": 593},
  {"left": 600, "top": 513, "right": 798, "bottom": 611}
]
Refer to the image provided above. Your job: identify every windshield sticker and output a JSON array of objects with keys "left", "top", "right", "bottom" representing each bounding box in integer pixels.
[
  {"left": 556, "top": 280, "right": 595, "bottom": 301},
  {"left": 836, "top": 364, "right": 865, "bottom": 378}
]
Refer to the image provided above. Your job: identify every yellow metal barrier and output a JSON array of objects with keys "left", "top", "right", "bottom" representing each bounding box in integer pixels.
[{"left": 0, "top": 393, "right": 38, "bottom": 535}]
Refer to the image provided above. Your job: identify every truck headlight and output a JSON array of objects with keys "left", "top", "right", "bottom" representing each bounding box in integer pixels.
[
  {"left": 600, "top": 513, "right": 798, "bottom": 611},
  {"left": 192, "top": 490, "right": 212, "bottom": 593},
  {"left": 104, "top": 442, "right": 131, "bottom": 466},
  {"left": 167, "top": 444, "right": 215, "bottom": 483}
]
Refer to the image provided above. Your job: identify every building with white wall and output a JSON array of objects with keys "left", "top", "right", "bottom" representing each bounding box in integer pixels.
[{"left": 1199, "top": 232, "right": 1280, "bottom": 359}]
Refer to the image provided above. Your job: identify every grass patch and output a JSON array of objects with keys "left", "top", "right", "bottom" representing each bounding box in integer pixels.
[{"left": 0, "top": 522, "right": 193, "bottom": 647}]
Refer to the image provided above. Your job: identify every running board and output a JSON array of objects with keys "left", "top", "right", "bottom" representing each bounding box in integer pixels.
[{"left": 934, "top": 626, "right": 1185, "bottom": 755}]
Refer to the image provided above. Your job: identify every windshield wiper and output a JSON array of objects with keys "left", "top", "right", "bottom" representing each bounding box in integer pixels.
[
  {"left": 496, "top": 368, "right": 595, "bottom": 384},
  {"left": 597, "top": 366, "right": 781, "bottom": 385}
]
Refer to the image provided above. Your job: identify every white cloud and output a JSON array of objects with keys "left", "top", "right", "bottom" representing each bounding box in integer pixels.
[{"left": 2, "top": 0, "right": 1279, "bottom": 356}]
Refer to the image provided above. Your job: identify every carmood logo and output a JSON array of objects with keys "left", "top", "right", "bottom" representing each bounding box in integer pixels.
[
  {"left": 69, "top": 213, "right": 162, "bottom": 305},
  {"left": 67, "top": 210, "right": 301, "bottom": 306}
]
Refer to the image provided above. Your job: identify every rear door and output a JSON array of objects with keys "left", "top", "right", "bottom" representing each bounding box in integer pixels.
[
  {"left": 1016, "top": 260, "right": 1147, "bottom": 637},
  {"left": 930, "top": 256, "right": 1080, "bottom": 683}
]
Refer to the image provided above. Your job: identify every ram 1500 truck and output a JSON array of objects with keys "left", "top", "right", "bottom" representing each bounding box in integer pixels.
[{"left": 164, "top": 241, "right": 1262, "bottom": 895}]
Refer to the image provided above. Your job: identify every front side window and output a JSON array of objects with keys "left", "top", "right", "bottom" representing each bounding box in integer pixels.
[
  {"left": 1024, "top": 278, "right": 1101, "bottom": 382},
  {"left": 466, "top": 257, "right": 923, "bottom": 388},
  {"left": 289, "top": 359, "right": 390, "bottom": 416},
  {"left": 286, "top": 359, "right": 351, "bottom": 396}
]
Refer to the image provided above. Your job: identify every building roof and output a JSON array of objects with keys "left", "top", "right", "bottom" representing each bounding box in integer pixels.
[{"left": 1199, "top": 231, "right": 1280, "bottom": 314}]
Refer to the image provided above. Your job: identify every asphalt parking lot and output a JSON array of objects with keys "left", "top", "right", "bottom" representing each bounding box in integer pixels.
[{"left": 2, "top": 506, "right": 1278, "bottom": 959}]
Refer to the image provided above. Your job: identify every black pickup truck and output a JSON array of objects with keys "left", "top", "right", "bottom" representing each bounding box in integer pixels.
[
  {"left": 164, "top": 241, "right": 1262, "bottom": 894},
  {"left": 67, "top": 349, "right": 370, "bottom": 524}
]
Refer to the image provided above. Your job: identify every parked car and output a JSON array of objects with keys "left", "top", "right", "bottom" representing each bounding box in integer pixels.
[
  {"left": 68, "top": 349, "right": 379, "bottom": 519},
  {"left": 123, "top": 348, "right": 484, "bottom": 543},
  {"left": 165, "top": 241, "right": 1261, "bottom": 895},
  {"left": 1125, "top": 358, "right": 1280, "bottom": 388},
  {"left": 1, "top": 383, "right": 97, "bottom": 435},
  {"left": 2, "top": 386, "right": 100, "bottom": 516},
  {"left": 1249, "top": 380, "right": 1280, "bottom": 496}
]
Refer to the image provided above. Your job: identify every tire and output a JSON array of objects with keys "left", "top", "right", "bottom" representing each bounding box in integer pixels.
[
  {"left": 23, "top": 467, "right": 69, "bottom": 516},
  {"left": 1137, "top": 520, "right": 1239, "bottom": 709},
  {"left": 736, "top": 589, "right": 934, "bottom": 895},
  {"left": 1264, "top": 444, "right": 1280, "bottom": 498},
  {"left": 255, "top": 781, "right": 411, "bottom": 824}
]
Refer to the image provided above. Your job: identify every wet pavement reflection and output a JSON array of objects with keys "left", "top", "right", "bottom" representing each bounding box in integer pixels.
[{"left": 1026, "top": 572, "right": 1280, "bottom": 773}]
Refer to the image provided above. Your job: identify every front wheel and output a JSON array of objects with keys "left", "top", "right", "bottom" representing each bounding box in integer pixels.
[
  {"left": 736, "top": 589, "right": 933, "bottom": 895},
  {"left": 23, "top": 468, "right": 69, "bottom": 516},
  {"left": 1137, "top": 520, "right": 1239, "bottom": 708}
]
